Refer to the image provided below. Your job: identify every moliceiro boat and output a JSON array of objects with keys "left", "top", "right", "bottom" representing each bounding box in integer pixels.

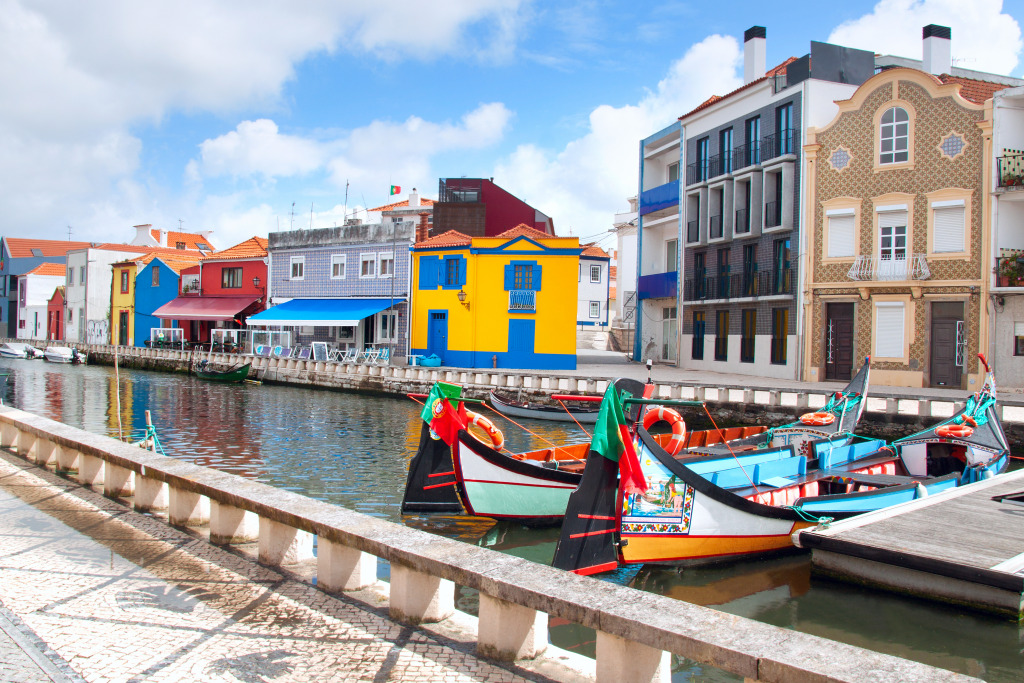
[
  {"left": 194, "top": 359, "right": 252, "bottom": 383},
  {"left": 488, "top": 390, "right": 601, "bottom": 424}
]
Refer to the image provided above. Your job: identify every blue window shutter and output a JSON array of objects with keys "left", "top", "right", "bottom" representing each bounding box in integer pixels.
[
  {"left": 458, "top": 256, "right": 467, "bottom": 286},
  {"left": 418, "top": 256, "right": 437, "bottom": 290},
  {"left": 532, "top": 264, "right": 543, "bottom": 291},
  {"left": 504, "top": 265, "right": 514, "bottom": 291}
]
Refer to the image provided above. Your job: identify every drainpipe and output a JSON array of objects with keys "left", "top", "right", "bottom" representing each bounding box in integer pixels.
[{"left": 633, "top": 139, "right": 645, "bottom": 362}]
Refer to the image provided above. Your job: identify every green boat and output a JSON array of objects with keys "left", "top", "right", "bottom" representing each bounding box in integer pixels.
[{"left": 195, "top": 360, "right": 251, "bottom": 383}]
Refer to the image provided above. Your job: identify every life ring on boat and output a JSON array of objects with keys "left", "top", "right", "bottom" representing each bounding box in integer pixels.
[
  {"left": 936, "top": 423, "right": 974, "bottom": 439},
  {"left": 466, "top": 410, "right": 505, "bottom": 450},
  {"left": 961, "top": 415, "right": 978, "bottom": 428},
  {"left": 799, "top": 411, "right": 836, "bottom": 426},
  {"left": 642, "top": 407, "right": 687, "bottom": 456}
]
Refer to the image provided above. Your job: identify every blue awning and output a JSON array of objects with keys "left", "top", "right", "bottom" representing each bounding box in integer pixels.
[{"left": 246, "top": 298, "right": 403, "bottom": 327}]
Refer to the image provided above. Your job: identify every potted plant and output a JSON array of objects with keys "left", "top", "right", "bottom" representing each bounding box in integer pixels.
[{"left": 996, "top": 258, "right": 1024, "bottom": 286}]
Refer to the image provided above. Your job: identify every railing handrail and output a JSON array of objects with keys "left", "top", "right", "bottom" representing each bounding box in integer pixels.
[
  {"left": 508, "top": 289, "right": 536, "bottom": 310},
  {"left": 847, "top": 254, "right": 931, "bottom": 281}
]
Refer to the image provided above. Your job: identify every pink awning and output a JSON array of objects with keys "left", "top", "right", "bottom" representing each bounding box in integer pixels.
[{"left": 151, "top": 296, "right": 259, "bottom": 321}]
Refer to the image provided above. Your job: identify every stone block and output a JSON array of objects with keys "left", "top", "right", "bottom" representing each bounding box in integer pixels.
[
  {"left": 134, "top": 475, "right": 168, "bottom": 512},
  {"left": 317, "top": 538, "right": 377, "bottom": 592},
  {"left": 210, "top": 501, "right": 259, "bottom": 544},
  {"left": 77, "top": 453, "right": 104, "bottom": 486},
  {"left": 389, "top": 562, "right": 454, "bottom": 625},
  {"left": 477, "top": 592, "right": 547, "bottom": 661},
  {"left": 56, "top": 447, "right": 79, "bottom": 473},
  {"left": 0, "top": 424, "right": 19, "bottom": 449},
  {"left": 104, "top": 462, "right": 135, "bottom": 498},
  {"left": 258, "top": 517, "right": 314, "bottom": 565},
  {"left": 596, "top": 631, "right": 669, "bottom": 683},
  {"left": 168, "top": 487, "right": 209, "bottom": 526}
]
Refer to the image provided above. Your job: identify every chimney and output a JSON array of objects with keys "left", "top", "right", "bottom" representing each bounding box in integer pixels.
[
  {"left": 133, "top": 223, "right": 153, "bottom": 245},
  {"left": 922, "top": 24, "right": 951, "bottom": 75},
  {"left": 159, "top": 229, "right": 168, "bottom": 247},
  {"left": 417, "top": 212, "right": 430, "bottom": 242},
  {"left": 410, "top": 188, "right": 420, "bottom": 207},
  {"left": 743, "top": 26, "right": 767, "bottom": 84}
]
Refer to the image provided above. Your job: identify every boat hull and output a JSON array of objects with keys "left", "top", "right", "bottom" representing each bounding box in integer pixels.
[
  {"left": 489, "top": 391, "right": 599, "bottom": 424},
  {"left": 195, "top": 363, "right": 251, "bottom": 382}
]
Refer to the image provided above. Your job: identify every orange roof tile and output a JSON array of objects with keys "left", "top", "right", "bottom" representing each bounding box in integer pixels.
[
  {"left": 24, "top": 262, "right": 67, "bottom": 277},
  {"left": 202, "top": 236, "right": 268, "bottom": 261},
  {"left": 112, "top": 251, "right": 203, "bottom": 270},
  {"left": 149, "top": 229, "right": 215, "bottom": 251},
  {"left": 3, "top": 238, "right": 93, "bottom": 258},
  {"left": 414, "top": 230, "right": 472, "bottom": 249},
  {"left": 369, "top": 198, "right": 436, "bottom": 212},
  {"left": 494, "top": 224, "right": 570, "bottom": 240},
  {"left": 679, "top": 57, "right": 798, "bottom": 120},
  {"left": 937, "top": 74, "right": 1010, "bottom": 104},
  {"left": 581, "top": 244, "right": 609, "bottom": 258}
]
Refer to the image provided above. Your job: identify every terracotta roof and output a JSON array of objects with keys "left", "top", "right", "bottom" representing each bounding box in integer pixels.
[
  {"left": 369, "top": 198, "right": 436, "bottom": 212},
  {"left": 679, "top": 57, "right": 798, "bottom": 120},
  {"left": 414, "top": 230, "right": 472, "bottom": 248},
  {"left": 581, "top": 244, "right": 609, "bottom": 258},
  {"left": 24, "top": 262, "right": 67, "bottom": 277},
  {"left": 494, "top": 224, "right": 566, "bottom": 240},
  {"left": 112, "top": 251, "right": 203, "bottom": 270},
  {"left": 937, "top": 74, "right": 1010, "bottom": 104},
  {"left": 50, "top": 286, "right": 64, "bottom": 301},
  {"left": 3, "top": 238, "right": 92, "bottom": 258},
  {"left": 155, "top": 257, "right": 203, "bottom": 275},
  {"left": 202, "top": 236, "right": 268, "bottom": 261},
  {"left": 149, "top": 229, "right": 214, "bottom": 251}
]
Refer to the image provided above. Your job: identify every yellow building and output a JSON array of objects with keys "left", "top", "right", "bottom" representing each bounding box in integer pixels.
[
  {"left": 110, "top": 257, "right": 140, "bottom": 346},
  {"left": 410, "top": 225, "right": 580, "bottom": 369}
]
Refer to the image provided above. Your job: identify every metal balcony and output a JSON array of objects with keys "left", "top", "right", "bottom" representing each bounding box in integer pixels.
[
  {"left": 997, "top": 154, "right": 1024, "bottom": 190},
  {"left": 847, "top": 255, "right": 930, "bottom": 281},
  {"left": 683, "top": 269, "right": 791, "bottom": 302},
  {"left": 760, "top": 128, "right": 798, "bottom": 161},
  {"left": 735, "top": 208, "right": 750, "bottom": 234},
  {"left": 508, "top": 289, "right": 536, "bottom": 311},
  {"left": 732, "top": 142, "right": 761, "bottom": 170},
  {"left": 709, "top": 214, "right": 723, "bottom": 239},
  {"left": 686, "top": 220, "right": 699, "bottom": 243},
  {"left": 639, "top": 181, "right": 680, "bottom": 217},
  {"left": 637, "top": 271, "right": 677, "bottom": 300},
  {"left": 765, "top": 201, "right": 782, "bottom": 228}
]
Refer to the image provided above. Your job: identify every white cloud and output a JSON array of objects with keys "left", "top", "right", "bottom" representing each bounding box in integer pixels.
[
  {"left": 494, "top": 34, "right": 742, "bottom": 234},
  {"left": 199, "top": 120, "right": 327, "bottom": 179},
  {"left": 828, "top": 0, "right": 1022, "bottom": 75}
]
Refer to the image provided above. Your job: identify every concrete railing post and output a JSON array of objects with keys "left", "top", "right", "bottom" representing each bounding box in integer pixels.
[
  {"left": 56, "top": 447, "right": 79, "bottom": 473},
  {"left": 258, "top": 518, "right": 314, "bottom": 565},
  {"left": 134, "top": 475, "right": 168, "bottom": 513},
  {"left": 317, "top": 538, "right": 377, "bottom": 592},
  {"left": 595, "top": 631, "right": 670, "bottom": 683},
  {"left": 477, "top": 592, "right": 547, "bottom": 661},
  {"left": 389, "top": 562, "right": 454, "bottom": 625},
  {"left": 168, "top": 487, "right": 209, "bottom": 526},
  {"left": 20, "top": 434, "right": 38, "bottom": 462},
  {"left": 0, "top": 423, "right": 20, "bottom": 450},
  {"left": 77, "top": 453, "right": 105, "bottom": 486},
  {"left": 103, "top": 463, "right": 135, "bottom": 498},
  {"left": 210, "top": 501, "right": 259, "bottom": 544},
  {"left": 35, "top": 440, "right": 57, "bottom": 469}
]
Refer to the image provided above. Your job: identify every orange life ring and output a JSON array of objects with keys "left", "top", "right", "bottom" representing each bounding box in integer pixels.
[
  {"left": 800, "top": 411, "right": 836, "bottom": 426},
  {"left": 466, "top": 410, "right": 505, "bottom": 450},
  {"left": 936, "top": 423, "right": 974, "bottom": 439},
  {"left": 642, "top": 406, "right": 687, "bottom": 456}
]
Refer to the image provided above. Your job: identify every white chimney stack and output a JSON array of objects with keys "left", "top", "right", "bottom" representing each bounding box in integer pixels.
[
  {"left": 159, "top": 229, "right": 168, "bottom": 247},
  {"left": 410, "top": 188, "right": 420, "bottom": 207},
  {"left": 132, "top": 224, "right": 153, "bottom": 245},
  {"left": 922, "top": 24, "right": 951, "bottom": 75},
  {"left": 744, "top": 26, "right": 767, "bottom": 84}
]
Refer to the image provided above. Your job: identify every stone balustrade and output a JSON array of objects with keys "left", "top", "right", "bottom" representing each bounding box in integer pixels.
[{"left": 0, "top": 405, "right": 977, "bottom": 682}]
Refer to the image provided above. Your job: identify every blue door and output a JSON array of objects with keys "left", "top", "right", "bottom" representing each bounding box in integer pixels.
[
  {"left": 428, "top": 311, "right": 448, "bottom": 361},
  {"left": 507, "top": 319, "right": 535, "bottom": 365}
]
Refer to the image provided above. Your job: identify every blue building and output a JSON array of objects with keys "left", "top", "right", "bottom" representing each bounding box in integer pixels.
[
  {"left": 133, "top": 256, "right": 197, "bottom": 346},
  {"left": 0, "top": 238, "right": 91, "bottom": 337},
  {"left": 249, "top": 221, "right": 414, "bottom": 357}
]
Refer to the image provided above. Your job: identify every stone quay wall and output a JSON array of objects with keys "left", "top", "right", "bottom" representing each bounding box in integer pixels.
[{"left": 0, "top": 405, "right": 979, "bottom": 682}]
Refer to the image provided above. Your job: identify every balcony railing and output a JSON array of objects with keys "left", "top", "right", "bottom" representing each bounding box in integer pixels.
[
  {"left": 686, "top": 220, "right": 699, "bottom": 243},
  {"left": 683, "top": 269, "right": 791, "bottom": 301},
  {"left": 997, "top": 154, "right": 1024, "bottom": 189},
  {"left": 847, "top": 255, "right": 931, "bottom": 281},
  {"left": 639, "top": 180, "right": 680, "bottom": 216},
  {"left": 637, "top": 271, "right": 677, "bottom": 300},
  {"left": 508, "top": 289, "right": 536, "bottom": 311},
  {"left": 760, "top": 128, "right": 798, "bottom": 161},
  {"left": 685, "top": 160, "right": 707, "bottom": 185},
  {"left": 707, "top": 153, "right": 732, "bottom": 179},
  {"left": 995, "top": 256, "right": 1024, "bottom": 286},
  {"left": 732, "top": 142, "right": 761, "bottom": 170},
  {"left": 709, "top": 214, "right": 723, "bottom": 239},
  {"left": 735, "top": 208, "right": 750, "bottom": 234},
  {"left": 765, "top": 201, "right": 782, "bottom": 228},
  {"left": 740, "top": 337, "right": 755, "bottom": 363}
]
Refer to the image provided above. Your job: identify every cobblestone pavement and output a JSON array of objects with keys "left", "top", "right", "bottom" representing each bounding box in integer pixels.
[{"left": 0, "top": 451, "right": 541, "bottom": 682}]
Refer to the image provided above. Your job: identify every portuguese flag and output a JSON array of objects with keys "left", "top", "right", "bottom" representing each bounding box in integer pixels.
[
  {"left": 390, "top": 185, "right": 401, "bottom": 195},
  {"left": 592, "top": 384, "right": 647, "bottom": 495},
  {"left": 420, "top": 382, "right": 464, "bottom": 445}
]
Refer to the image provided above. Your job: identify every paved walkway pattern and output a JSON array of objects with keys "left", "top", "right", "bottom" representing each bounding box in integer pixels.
[{"left": 0, "top": 452, "right": 537, "bottom": 682}]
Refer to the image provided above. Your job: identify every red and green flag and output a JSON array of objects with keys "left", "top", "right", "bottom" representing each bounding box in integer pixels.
[
  {"left": 420, "top": 381, "right": 464, "bottom": 445},
  {"left": 390, "top": 185, "right": 401, "bottom": 196},
  {"left": 591, "top": 384, "right": 647, "bottom": 495}
]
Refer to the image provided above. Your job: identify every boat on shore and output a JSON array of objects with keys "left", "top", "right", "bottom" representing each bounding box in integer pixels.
[
  {"left": 0, "top": 343, "right": 44, "bottom": 359},
  {"left": 488, "top": 390, "right": 601, "bottom": 424},
  {"left": 194, "top": 360, "right": 251, "bottom": 383},
  {"left": 43, "top": 346, "right": 86, "bottom": 364},
  {"left": 553, "top": 356, "right": 1009, "bottom": 573}
]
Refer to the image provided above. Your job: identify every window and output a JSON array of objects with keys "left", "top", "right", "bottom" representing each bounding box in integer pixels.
[
  {"left": 589, "top": 301, "right": 601, "bottom": 318},
  {"left": 932, "top": 204, "right": 965, "bottom": 253},
  {"left": 222, "top": 267, "right": 242, "bottom": 288},
  {"left": 827, "top": 211, "right": 856, "bottom": 258},
  {"left": 715, "top": 310, "right": 729, "bottom": 361},
  {"left": 378, "top": 311, "right": 397, "bottom": 341},
  {"left": 693, "top": 251, "right": 706, "bottom": 299},
  {"left": 745, "top": 116, "right": 761, "bottom": 165},
  {"left": 668, "top": 162, "right": 679, "bottom": 183},
  {"left": 666, "top": 239, "right": 678, "bottom": 272},
  {"left": 175, "top": 241, "right": 186, "bottom": 250},
  {"left": 662, "top": 306, "right": 677, "bottom": 361},
  {"left": 1014, "top": 323, "right": 1024, "bottom": 356},
  {"left": 331, "top": 255, "right": 346, "bottom": 279},
  {"left": 696, "top": 137, "right": 709, "bottom": 182},
  {"left": 874, "top": 302, "right": 905, "bottom": 358},
  {"left": 67, "top": 267, "right": 74, "bottom": 285},
  {"left": 18, "top": 280, "right": 26, "bottom": 306},
  {"left": 152, "top": 267, "right": 159, "bottom": 287},
  {"left": 446, "top": 258, "right": 462, "bottom": 287},
  {"left": 513, "top": 264, "right": 533, "bottom": 290},
  {"left": 79, "top": 266, "right": 86, "bottom": 284},
  {"left": 719, "top": 128, "right": 733, "bottom": 174},
  {"left": 379, "top": 252, "right": 395, "bottom": 278},
  {"left": 590, "top": 264, "right": 601, "bottom": 283},
  {"left": 741, "top": 309, "right": 756, "bottom": 363},
  {"left": 773, "top": 239, "right": 791, "bottom": 294},
  {"left": 120, "top": 270, "right": 129, "bottom": 294},
  {"left": 879, "top": 107, "right": 909, "bottom": 164},
  {"left": 360, "top": 253, "right": 376, "bottom": 278},
  {"left": 717, "top": 248, "right": 730, "bottom": 299},
  {"left": 742, "top": 245, "right": 758, "bottom": 297},
  {"left": 776, "top": 103, "right": 793, "bottom": 154},
  {"left": 452, "top": 189, "right": 479, "bottom": 202},
  {"left": 290, "top": 256, "right": 304, "bottom": 280},
  {"left": 771, "top": 308, "right": 788, "bottom": 364},
  {"left": 879, "top": 210, "right": 908, "bottom": 279}
]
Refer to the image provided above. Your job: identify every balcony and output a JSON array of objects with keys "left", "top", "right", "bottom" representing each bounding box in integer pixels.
[
  {"left": 847, "top": 255, "right": 930, "bottom": 281},
  {"left": 683, "top": 269, "right": 791, "bottom": 302},
  {"left": 735, "top": 208, "right": 750, "bottom": 234},
  {"left": 995, "top": 256, "right": 1024, "bottom": 287},
  {"left": 707, "top": 153, "right": 732, "bottom": 179},
  {"left": 760, "top": 128, "right": 798, "bottom": 161},
  {"left": 181, "top": 280, "right": 201, "bottom": 296},
  {"left": 709, "top": 214, "right": 723, "bottom": 239},
  {"left": 732, "top": 142, "right": 761, "bottom": 170},
  {"left": 997, "top": 154, "right": 1024, "bottom": 190},
  {"left": 686, "top": 220, "right": 699, "bottom": 244},
  {"left": 508, "top": 289, "right": 536, "bottom": 312},
  {"left": 765, "top": 201, "right": 782, "bottom": 228},
  {"left": 637, "top": 271, "right": 677, "bottom": 300},
  {"left": 639, "top": 181, "right": 680, "bottom": 216},
  {"left": 685, "top": 161, "right": 707, "bottom": 185}
]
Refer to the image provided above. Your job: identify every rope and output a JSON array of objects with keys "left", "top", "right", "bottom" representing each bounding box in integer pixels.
[
  {"left": 557, "top": 399, "right": 591, "bottom": 439},
  {"left": 782, "top": 505, "right": 833, "bottom": 525},
  {"left": 701, "top": 403, "right": 760, "bottom": 495}
]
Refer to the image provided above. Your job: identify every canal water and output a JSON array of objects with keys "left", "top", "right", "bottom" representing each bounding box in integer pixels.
[{"left": 0, "top": 359, "right": 1021, "bottom": 682}]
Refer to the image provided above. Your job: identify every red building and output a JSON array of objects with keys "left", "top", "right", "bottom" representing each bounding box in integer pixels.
[
  {"left": 47, "top": 286, "right": 64, "bottom": 340},
  {"left": 152, "top": 237, "right": 268, "bottom": 344},
  {"left": 432, "top": 178, "right": 554, "bottom": 238}
]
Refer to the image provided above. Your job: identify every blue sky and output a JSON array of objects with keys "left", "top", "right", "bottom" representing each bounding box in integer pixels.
[{"left": 2, "top": 0, "right": 1021, "bottom": 250}]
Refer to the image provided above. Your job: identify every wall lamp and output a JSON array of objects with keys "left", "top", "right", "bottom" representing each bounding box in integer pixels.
[
  {"left": 457, "top": 288, "right": 471, "bottom": 311},
  {"left": 253, "top": 275, "right": 265, "bottom": 302}
]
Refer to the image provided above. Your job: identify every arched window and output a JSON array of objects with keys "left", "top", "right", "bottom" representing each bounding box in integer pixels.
[{"left": 879, "top": 107, "right": 909, "bottom": 164}]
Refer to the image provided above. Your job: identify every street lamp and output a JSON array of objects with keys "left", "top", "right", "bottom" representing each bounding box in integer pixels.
[{"left": 457, "top": 288, "right": 470, "bottom": 310}]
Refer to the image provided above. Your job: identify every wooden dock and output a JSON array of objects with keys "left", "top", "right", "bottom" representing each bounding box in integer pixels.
[{"left": 795, "top": 469, "right": 1024, "bottom": 619}]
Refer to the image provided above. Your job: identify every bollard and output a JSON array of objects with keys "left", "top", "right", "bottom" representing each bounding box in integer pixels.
[
  {"left": 317, "top": 538, "right": 377, "bottom": 592},
  {"left": 389, "top": 562, "right": 454, "bottom": 625}
]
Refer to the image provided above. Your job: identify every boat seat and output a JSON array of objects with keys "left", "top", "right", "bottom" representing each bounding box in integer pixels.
[
  {"left": 753, "top": 456, "right": 807, "bottom": 486},
  {"left": 828, "top": 472, "right": 927, "bottom": 488},
  {"left": 817, "top": 439, "right": 886, "bottom": 469},
  {"left": 686, "top": 449, "right": 787, "bottom": 475}
]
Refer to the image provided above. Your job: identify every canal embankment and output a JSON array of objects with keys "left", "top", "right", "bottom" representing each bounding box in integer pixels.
[
  {"left": 32, "top": 339, "right": 1024, "bottom": 449},
  {"left": 0, "top": 403, "right": 982, "bottom": 682}
]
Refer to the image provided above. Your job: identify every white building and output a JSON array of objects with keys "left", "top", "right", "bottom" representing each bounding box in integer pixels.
[
  {"left": 578, "top": 244, "right": 611, "bottom": 327},
  {"left": 16, "top": 263, "right": 64, "bottom": 340},
  {"left": 64, "top": 245, "right": 150, "bottom": 344},
  {"left": 128, "top": 224, "right": 216, "bottom": 253}
]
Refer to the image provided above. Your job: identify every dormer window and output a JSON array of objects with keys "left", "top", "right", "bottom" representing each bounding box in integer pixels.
[{"left": 880, "top": 107, "right": 909, "bottom": 164}]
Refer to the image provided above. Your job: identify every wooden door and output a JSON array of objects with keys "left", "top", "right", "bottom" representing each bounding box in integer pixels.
[
  {"left": 824, "top": 303, "right": 854, "bottom": 380},
  {"left": 118, "top": 311, "right": 129, "bottom": 346},
  {"left": 930, "top": 302, "right": 963, "bottom": 388}
]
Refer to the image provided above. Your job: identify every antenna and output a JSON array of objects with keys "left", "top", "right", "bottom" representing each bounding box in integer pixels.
[
  {"left": 310, "top": 202, "right": 314, "bottom": 230},
  {"left": 344, "top": 180, "right": 349, "bottom": 220},
  {"left": 67, "top": 225, "right": 72, "bottom": 241},
  {"left": 290, "top": 202, "right": 295, "bottom": 230},
  {"left": 178, "top": 218, "right": 184, "bottom": 230}
]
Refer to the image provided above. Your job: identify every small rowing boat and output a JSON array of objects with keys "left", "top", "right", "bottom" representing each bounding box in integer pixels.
[
  {"left": 488, "top": 390, "right": 601, "bottom": 424},
  {"left": 195, "top": 359, "right": 251, "bottom": 383}
]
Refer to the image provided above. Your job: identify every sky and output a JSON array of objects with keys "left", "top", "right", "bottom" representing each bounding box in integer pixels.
[{"left": 2, "top": 0, "right": 1022, "bottom": 252}]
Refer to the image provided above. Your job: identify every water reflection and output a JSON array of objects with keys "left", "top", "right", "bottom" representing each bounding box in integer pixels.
[{"left": 1, "top": 358, "right": 1022, "bottom": 682}]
